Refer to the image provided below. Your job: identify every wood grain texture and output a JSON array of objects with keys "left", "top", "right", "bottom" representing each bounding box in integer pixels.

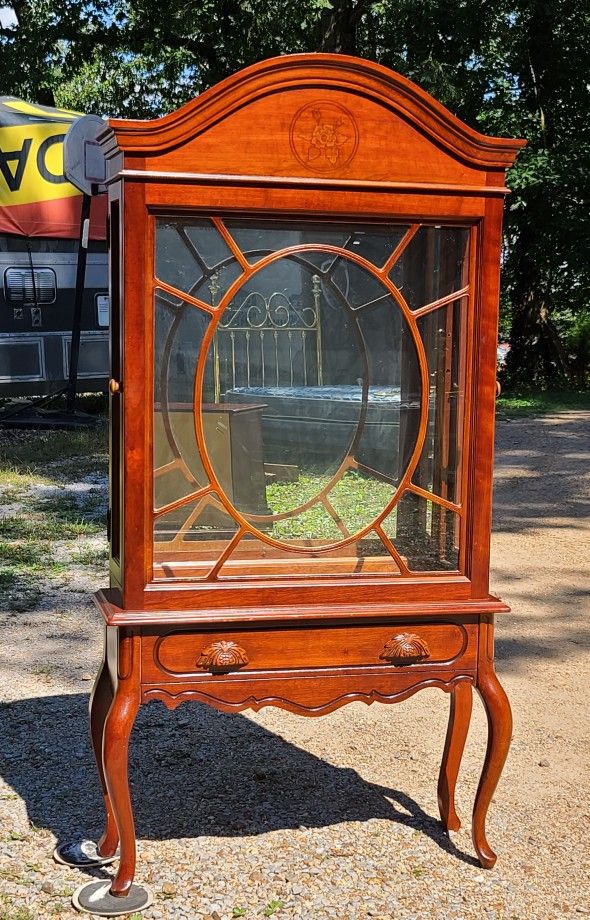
[
  {"left": 472, "top": 615, "right": 513, "bottom": 868},
  {"left": 141, "top": 671, "right": 475, "bottom": 716},
  {"left": 88, "top": 633, "right": 118, "bottom": 858},
  {"left": 94, "top": 589, "right": 509, "bottom": 626},
  {"left": 89, "top": 56, "right": 520, "bottom": 898},
  {"left": 143, "top": 620, "right": 475, "bottom": 681},
  {"left": 106, "top": 54, "right": 524, "bottom": 169},
  {"left": 438, "top": 679, "right": 473, "bottom": 832},
  {"left": 101, "top": 630, "right": 141, "bottom": 897}
]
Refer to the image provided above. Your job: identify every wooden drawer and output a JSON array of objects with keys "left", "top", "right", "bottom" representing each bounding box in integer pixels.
[{"left": 141, "top": 619, "right": 477, "bottom": 682}]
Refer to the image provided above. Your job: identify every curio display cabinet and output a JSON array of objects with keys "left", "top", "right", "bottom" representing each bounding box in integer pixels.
[{"left": 60, "top": 54, "right": 524, "bottom": 915}]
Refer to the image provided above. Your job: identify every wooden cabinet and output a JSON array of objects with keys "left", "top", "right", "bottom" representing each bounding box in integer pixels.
[{"left": 62, "top": 53, "right": 524, "bottom": 915}]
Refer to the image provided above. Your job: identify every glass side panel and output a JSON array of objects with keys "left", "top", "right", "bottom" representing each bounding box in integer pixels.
[
  {"left": 382, "top": 494, "right": 460, "bottom": 572},
  {"left": 389, "top": 226, "right": 469, "bottom": 310},
  {"left": 414, "top": 298, "right": 466, "bottom": 504},
  {"left": 153, "top": 217, "right": 469, "bottom": 580}
]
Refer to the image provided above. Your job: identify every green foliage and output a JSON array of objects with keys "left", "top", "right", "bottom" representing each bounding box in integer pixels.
[
  {"left": 266, "top": 471, "right": 392, "bottom": 541},
  {"left": 1, "top": 1, "right": 588, "bottom": 385},
  {"left": 0, "top": 426, "right": 108, "bottom": 609},
  {"left": 0, "top": 904, "right": 35, "bottom": 920},
  {"left": 496, "top": 387, "right": 590, "bottom": 417}
]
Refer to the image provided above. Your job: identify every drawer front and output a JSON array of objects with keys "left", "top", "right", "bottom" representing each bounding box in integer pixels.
[{"left": 142, "top": 620, "right": 477, "bottom": 682}]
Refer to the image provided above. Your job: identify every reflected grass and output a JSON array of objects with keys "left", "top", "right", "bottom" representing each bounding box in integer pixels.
[{"left": 266, "top": 470, "right": 393, "bottom": 541}]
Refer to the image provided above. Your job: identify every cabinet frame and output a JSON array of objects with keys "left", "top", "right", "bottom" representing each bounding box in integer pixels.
[{"left": 61, "top": 54, "right": 524, "bottom": 910}]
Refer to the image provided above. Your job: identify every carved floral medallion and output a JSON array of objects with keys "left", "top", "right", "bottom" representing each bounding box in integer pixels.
[{"left": 290, "top": 101, "right": 359, "bottom": 172}]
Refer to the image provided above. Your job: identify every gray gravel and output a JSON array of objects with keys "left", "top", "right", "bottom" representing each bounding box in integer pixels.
[{"left": 1, "top": 411, "right": 589, "bottom": 920}]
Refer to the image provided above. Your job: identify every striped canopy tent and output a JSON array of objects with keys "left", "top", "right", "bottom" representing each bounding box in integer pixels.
[{"left": 0, "top": 97, "right": 106, "bottom": 238}]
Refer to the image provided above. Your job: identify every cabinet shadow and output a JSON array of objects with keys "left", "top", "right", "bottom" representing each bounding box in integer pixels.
[{"left": 0, "top": 691, "right": 477, "bottom": 866}]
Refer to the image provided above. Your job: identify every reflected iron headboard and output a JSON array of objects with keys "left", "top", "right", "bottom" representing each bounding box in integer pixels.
[{"left": 211, "top": 274, "right": 323, "bottom": 401}]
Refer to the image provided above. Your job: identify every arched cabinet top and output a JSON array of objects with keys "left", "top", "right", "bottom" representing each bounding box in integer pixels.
[{"left": 74, "top": 54, "right": 524, "bottom": 193}]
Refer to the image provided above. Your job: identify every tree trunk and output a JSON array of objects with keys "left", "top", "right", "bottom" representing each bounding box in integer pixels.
[{"left": 315, "top": 0, "right": 369, "bottom": 54}]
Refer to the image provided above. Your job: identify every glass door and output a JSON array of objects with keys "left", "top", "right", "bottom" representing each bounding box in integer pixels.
[{"left": 151, "top": 216, "right": 470, "bottom": 581}]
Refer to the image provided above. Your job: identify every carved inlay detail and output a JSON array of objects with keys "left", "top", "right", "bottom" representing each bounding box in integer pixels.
[
  {"left": 197, "top": 640, "right": 249, "bottom": 673},
  {"left": 142, "top": 675, "right": 475, "bottom": 715},
  {"left": 290, "top": 101, "right": 359, "bottom": 172},
  {"left": 380, "top": 633, "right": 430, "bottom": 664}
]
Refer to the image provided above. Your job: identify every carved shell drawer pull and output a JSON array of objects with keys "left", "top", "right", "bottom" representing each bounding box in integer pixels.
[
  {"left": 380, "top": 633, "right": 430, "bottom": 665},
  {"left": 198, "top": 640, "right": 249, "bottom": 673}
]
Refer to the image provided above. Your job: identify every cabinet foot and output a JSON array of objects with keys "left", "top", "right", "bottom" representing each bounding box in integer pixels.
[
  {"left": 438, "top": 680, "right": 473, "bottom": 832},
  {"left": 102, "top": 674, "right": 140, "bottom": 896},
  {"left": 53, "top": 839, "right": 118, "bottom": 868},
  {"left": 72, "top": 879, "right": 153, "bottom": 916}
]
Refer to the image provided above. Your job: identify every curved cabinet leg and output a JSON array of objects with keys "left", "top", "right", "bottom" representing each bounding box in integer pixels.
[
  {"left": 89, "top": 657, "right": 119, "bottom": 857},
  {"left": 472, "top": 668, "right": 512, "bottom": 868},
  {"left": 102, "top": 671, "right": 140, "bottom": 896},
  {"left": 438, "top": 680, "right": 473, "bottom": 832}
]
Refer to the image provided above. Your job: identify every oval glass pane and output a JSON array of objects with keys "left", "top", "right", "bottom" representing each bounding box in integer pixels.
[{"left": 200, "top": 248, "right": 422, "bottom": 545}]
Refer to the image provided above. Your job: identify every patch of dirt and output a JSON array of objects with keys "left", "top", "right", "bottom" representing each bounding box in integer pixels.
[{"left": 0, "top": 411, "right": 588, "bottom": 920}]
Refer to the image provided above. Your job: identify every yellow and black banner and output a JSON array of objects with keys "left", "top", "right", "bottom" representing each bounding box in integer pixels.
[{"left": 0, "top": 97, "right": 106, "bottom": 238}]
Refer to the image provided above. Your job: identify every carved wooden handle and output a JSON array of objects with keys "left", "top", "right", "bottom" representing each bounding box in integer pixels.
[
  {"left": 197, "top": 640, "right": 249, "bottom": 673},
  {"left": 380, "top": 633, "right": 430, "bottom": 665}
]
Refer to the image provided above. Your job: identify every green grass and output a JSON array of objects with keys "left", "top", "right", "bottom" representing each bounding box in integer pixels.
[
  {"left": 0, "top": 424, "right": 107, "bottom": 487},
  {"left": 0, "top": 536, "right": 68, "bottom": 608},
  {"left": 497, "top": 387, "right": 590, "bottom": 417},
  {"left": 0, "top": 428, "right": 109, "bottom": 609},
  {"left": 30, "top": 490, "right": 106, "bottom": 530},
  {"left": 266, "top": 470, "right": 393, "bottom": 541},
  {"left": 0, "top": 905, "right": 35, "bottom": 920},
  {"left": 261, "top": 902, "right": 284, "bottom": 917},
  {"left": 71, "top": 542, "right": 109, "bottom": 565},
  {"left": 0, "top": 506, "right": 101, "bottom": 540},
  {"left": 0, "top": 426, "right": 106, "bottom": 468}
]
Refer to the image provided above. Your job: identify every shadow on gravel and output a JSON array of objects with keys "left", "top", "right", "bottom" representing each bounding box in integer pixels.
[
  {"left": 0, "top": 692, "right": 477, "bottom": 867},
  {"left": 493, "top": 414, "right": 589, "bottom": 535}
]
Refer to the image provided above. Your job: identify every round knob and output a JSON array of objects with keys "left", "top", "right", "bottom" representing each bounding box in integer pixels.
[{"left": 108, "top": 378, "right": 120, "bottom": 394}]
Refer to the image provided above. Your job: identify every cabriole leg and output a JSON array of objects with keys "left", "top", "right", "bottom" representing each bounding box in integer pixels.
[
  {"left": 90, "top": 653, "right": 119, "bottom": 858},
  {"left": 472, "top": 668, "right": 512, "bottom": 868},
  {"left": 72, "top": 631, "right": 153, "bottom": 915},
  {"left": 438, "top": 679, "right": 473, "bottom": 832},
  {"left": 102, "top": 667, "right": 140, "bottom": 895},
  {"left": 54, "top": 632, "right": 118, "bottom": 869}
]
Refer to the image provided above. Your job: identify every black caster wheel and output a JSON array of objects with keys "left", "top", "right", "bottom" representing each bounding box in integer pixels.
[
  {"left": 53, "top": 839, "right": 119, "bottom": 868},
  {"left": 72, "top": 879, "right": 154, "bottom": 916}
]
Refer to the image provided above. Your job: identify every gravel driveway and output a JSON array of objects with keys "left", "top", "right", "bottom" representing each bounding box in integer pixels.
[{"left": 0, "top": 411, "right": 588, "bottom": 920}]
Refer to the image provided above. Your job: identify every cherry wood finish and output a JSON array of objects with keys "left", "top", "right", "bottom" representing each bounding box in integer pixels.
[
  {"left": 438, "top": 679, "right": 473, "bottom": 832},
  {"left": 472, "top": 615, "right": 514, "bottom": 869},
  {"left": 88, "top": 650, "right": 118, "bottom": 858},
  {"left": 83, "top": 54, "right": 522, "bottom": 900}
]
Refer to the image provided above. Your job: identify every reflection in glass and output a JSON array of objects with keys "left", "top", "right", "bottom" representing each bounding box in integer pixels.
[
  {"left": 153, "top": 492, "right": 238, "bottom": 578},
  {"left": 152, "top": 217, "right": 469, "bottom": 580},
  {"left": 153, "top": 289, "right": 210, "bottom": 511},
  {"left": 155, "top": 217, "right": 241, "bottom": 303},
  {"left": 415, "top": 298, "right": 466, "bottom": 504},
  {"left": 202, "top": 250, "right": 420, "bottom": 542},
  {"left": 390, "top": 226, "right": 469, "bottom": 310},
  {"left": 382, "top": 492, "right": 460, "bottom": 571},
  {"left": 225, "top": 220, "right": 409, "bottom": 268}
]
